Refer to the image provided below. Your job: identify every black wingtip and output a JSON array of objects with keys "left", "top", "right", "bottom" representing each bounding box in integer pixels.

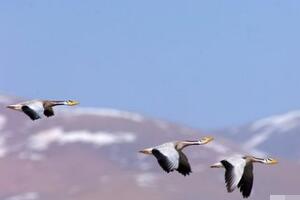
[
  {"left": 21, "top": 106, "right": 41, "bottom": 120},
  {"left": 178, "top": 171, "right": 191, "bottom": 176}
]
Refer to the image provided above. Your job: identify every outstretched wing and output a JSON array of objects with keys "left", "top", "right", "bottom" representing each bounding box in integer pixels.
[
  {"left": 176, "top": 151, "right": 192, "bottom": 176},
  {"left": 21, "top": 106, "right": 41, "bottom": 120},
  {"left": 152, "top": 149, "right": 176, "bottom": 173},
  {"left": 151, "top": 143, "right": 179, "bottom": 174},
  {"left": 221, "top": 157, "right": 246, "bottom": 192},
  {"left": 44, "top": 107, "right": 54, "bottom": 117},
  {"left": 237, "top": 162, "right": 254, "bottom": 198}
]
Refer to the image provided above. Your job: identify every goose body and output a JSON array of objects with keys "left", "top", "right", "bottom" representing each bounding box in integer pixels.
[
  {"left": 211, "top": 155, "right": 278, "bottom": 198},
  {"left": 7, "top": 99, "right": 79, "bottom": 120},
  {"left": 139, "top": 136, "right": 213, "bottom": 176}
]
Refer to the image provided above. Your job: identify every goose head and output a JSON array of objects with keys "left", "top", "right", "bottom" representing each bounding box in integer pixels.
[
  {"left": 64, "top": 100, "right": 79, "bottom": 106},
  {"left": 263, "top": 158, "right": 278, "bottom": 165},
  {"left": 199, "top": 136, "right": 214, "bottom": 144}
]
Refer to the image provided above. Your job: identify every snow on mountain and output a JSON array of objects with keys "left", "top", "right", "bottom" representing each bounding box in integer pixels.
[
  {"left": 243, "top": 129, "right": 274, "bottom": 150},
  {"left": 251, "top": 110, "right": 300, "bottom": 132},
  {"left": 65, "top": 107, "right": 144, "bottom": 122},
  {"left": 216, "top": 110, "right": 300, "bottom": 159},
  {"left": 28, "top": 128, "right": 136, "bottom": 151},
  {"left": 4, "top": 192, "right": 39, "bottom": 200},
  {"left": 205, "top": 141, "right": 230, "bottom": 154}
]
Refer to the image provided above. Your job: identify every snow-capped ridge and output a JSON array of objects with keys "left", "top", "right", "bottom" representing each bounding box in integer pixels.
[
  {"left": 4, "top": 192, "right": 39, "bottom": 200},
  {"left": 64, "top": 107, "right": 144, "bottom": 122},
  {"left": 243, "top": 129, "right": 273, "bottom": 150},
  {"left": 28, "top": 127, "right": 137, "bottom": 151},
  {"left": 242, "top": 110, "right": 300, "bottom": 153},
  {"left": 251, "top": 110, "right": 300, "bottom": 132},
  {"left": 205, "top": 142, "right": 230, "bottom": 154}
]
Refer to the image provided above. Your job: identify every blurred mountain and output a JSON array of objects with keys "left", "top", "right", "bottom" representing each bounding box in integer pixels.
[
  {"left": 0, "top": 95, "right": 299, "bottom": 200},
  {"left": 215, "top": 111, "right": 300, "bottom": 160}
]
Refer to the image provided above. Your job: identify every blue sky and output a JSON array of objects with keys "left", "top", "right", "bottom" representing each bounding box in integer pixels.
[{"left": 1, "top": 1, "right": 300, "bottom": 129}]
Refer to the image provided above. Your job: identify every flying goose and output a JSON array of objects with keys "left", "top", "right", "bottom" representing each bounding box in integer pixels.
[
  {"left": 139, "top": 136, "right": 214, "bottom": 176},
  {"left": 210, "top": 155, "right": 278, "bottom": 198},
  {"left": 6, "top": 100, "right": 79, "bottom": 120}
]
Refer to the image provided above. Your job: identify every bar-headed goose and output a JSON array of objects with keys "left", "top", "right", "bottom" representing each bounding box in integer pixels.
[
  {"left": 139, "top": 136, "right": 213, "bottom": 176},
  {"left": 211, "top": 155, "right": 278, "bottom": 198},
  {"left": 6, "top": 99, "right": 79, "bottom": 120}
]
